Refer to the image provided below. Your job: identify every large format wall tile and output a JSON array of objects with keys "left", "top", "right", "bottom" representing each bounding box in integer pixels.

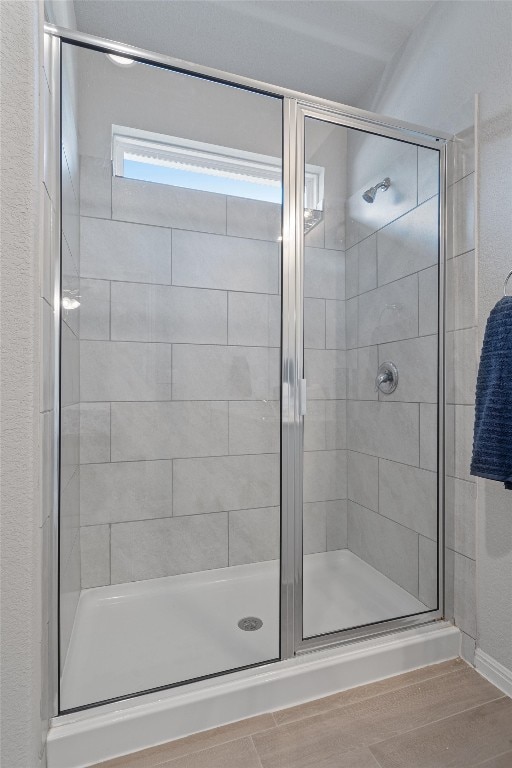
[
  {"left": 172, "top": 344, "right": 279, "bottom": 401},
  {"left": 325, "top": 499, "right": 348, "bottom": 550},
  {"left": 377, "top": 196, "right": 438, "bottom": 287},
  {"left": 345, "top": 235, "right": 377, "bottom": 299},
  {"left": 418, "top": 264, "right": 439, "bottom": 337},
  {"left": 304, "top": 349, "right": 346, "bottom": 400},
  {"left": 81, "top": 217, "right": 172, "bottom": 283},
  {"left": 79, "top": 278, "right": 110, "bottom": 340},
  {"left": 173, "top": 454, "right": 280, "bottom": 515},
  {"left": 112, "top": 176, "right": 226, "bottom": 234},
  {"left": 80, "top": 403, "right": 110, "bottom": 464},
  {"left": 80, "top": 524, "right": 110, "bottom": 588},
  {"left": 378, "top": 334, "right": 437, "bottom": 404},
  {"left": 445, "top": 477, "right": 476, "bottom": 559},
  {"left": 417, "top": 146, "right": 440, "bottom": 205},
  {"left": 451, "top": 550, "right": 476, "bottom": 638},
  {"left": 110, "top": 282, "right": 227, "bottom": 344},
  {"left": 304, "top": 298, "right": 326, "bottom": 349},
  {"left": 303, "top": 503, "right": 327, "bottom": 554},
  {"left": 379, "top": 459, "right": 437, "bottom": 540},
  {"left": 303, "top": 450, "right": 347, "bottom": 503},
  {"left": 345, "top": 296, "right": 358, "bottom": 349},
  {"left": 172, "top": 230, "right": 279, "bottom": 294},
  {"left": 304, "top": 401, "right": 346, "bottom": 452},
  {"left": 348, "top": 501, "right": 419, "bottom": 597},
  {"left": 228, "top": 292, "right": 280, "bottom": 347},
  {"left": 345, "top": 143, "right": 418, "bottom": 249},
  {"left": 60, "top": 404, "right": 79, "bottom": 490},
  {"left": 347, "top": 401, "right": 419, "bottom": 466},
  {"left": 304, "top": 401, "right": 328, "bottom": 452},
  {"left": 80, "top": 341, "right": 172, "bottom": 402},
  {"left": 60, "top": 323, "right": 79, "bottom": 408},
  {"left": 347, "top": 346, "right": 378, "bottom": 401},
  {"left": 110, "top": 513, "right": 228, "bottom": 583},
  {"left": 228, "top": 401, "right": 280, "bottom": 455},
  {"left": 357, "top": 274, "right": 418, "bottom": 347},
  {"left": 418, "top": 535, "right": 438, "bottom": 608},
  {"left": 419, "top": 402, "right": 437, "bottom": 471},
  {"left": 80, "top": 460, "right": 173, "bottom": 525},
  {"left": 226, "top": 197, "right": 281, "bottom": 241},
  {"left": 325, "top": 400, "right": 347, "bottom": 450},
  {"left": 110, "top": 401, "right": 228, "bottom": 461},
  {"left": 325, "top": 300, "right": 345, "bottom": 350},
  {"left": 80, "top": 155, "right": 111, "bottom": 219},
  {"left": 60, "top": 470, "right": 80, "bottom": 573},
  {"left": 304, "top": 247, "right": 345, "bottom": 301},
  {"left": 347, "top": 450, "right": 378, "bottom": 512},
  {"left": 229, "top": 507, "right": 280, "bottom": 565},
  {"left": 61, "top": 238, "right": 79, "bottom": 337}
]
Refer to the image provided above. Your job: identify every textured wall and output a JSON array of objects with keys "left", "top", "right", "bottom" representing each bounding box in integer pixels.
[{"left": 0, "top": 2, "right": 44, "bottom": 766}]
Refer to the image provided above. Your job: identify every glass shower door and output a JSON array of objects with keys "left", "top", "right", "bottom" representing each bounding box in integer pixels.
[
  {"left": 59, "top": 41, "right": 284, "bottom": 711},
  {"left": 300, "top": 114, "right": 441, "bottom": 641}
]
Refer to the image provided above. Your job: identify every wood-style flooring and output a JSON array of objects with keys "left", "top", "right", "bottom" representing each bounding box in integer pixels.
[{"left": 93, "top": 659, "right": 512, "bottom": 768}]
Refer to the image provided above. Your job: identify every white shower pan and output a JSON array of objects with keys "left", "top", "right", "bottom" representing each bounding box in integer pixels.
[{"left": 49, "top": 551, "right": 460, "bottom": 768}]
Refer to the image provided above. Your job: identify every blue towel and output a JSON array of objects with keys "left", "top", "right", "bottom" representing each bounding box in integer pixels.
[{"left": 471, "top": 296, "right": 512, "bottom": 489}]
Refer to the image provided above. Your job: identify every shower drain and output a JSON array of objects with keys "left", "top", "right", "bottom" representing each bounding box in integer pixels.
[{"left": 238, "top": 616, "right": 263, "bottom": 631}]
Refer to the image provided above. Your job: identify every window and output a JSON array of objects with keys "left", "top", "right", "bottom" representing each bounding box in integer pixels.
[{"left": 112, "top": 125, "right": 324, "bottom": 208}]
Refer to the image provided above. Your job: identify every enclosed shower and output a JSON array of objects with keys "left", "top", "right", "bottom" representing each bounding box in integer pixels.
[{"left": 49, "top": 27, "right": 447, "bottom": 731}]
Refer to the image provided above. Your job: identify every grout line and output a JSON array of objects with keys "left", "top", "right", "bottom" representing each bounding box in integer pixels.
[
  {"left": 80, "top": 213, "right": 281, "bottom": 246},
  {"left": 80, "top": 503, "right": 282, "bottom": 528},
  {"left": 346, "top": 495, "right": 435, "bottom": 543},
  {"left": 346, "top": 193, "right": 439, "bottom": 252},
  {"left": 368, "top": 694, "right": 507, "bottom": 756},
  {"left": 249, "top": 734, "right": 265, "bottom": 768},
  {"left": 79, "top": 339, "right": 281, "bottom": 350}
]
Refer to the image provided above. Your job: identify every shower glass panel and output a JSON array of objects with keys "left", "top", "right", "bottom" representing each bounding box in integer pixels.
[
  {"left": 302, "top": 117, "right": 440, "bottom": 640},
  {"left": 59, "top": 41, "right": 283, "bottom": 711}
]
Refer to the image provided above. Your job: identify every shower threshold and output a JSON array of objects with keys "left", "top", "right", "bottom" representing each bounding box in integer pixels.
[{"left": 61, "top": 549, "right": 427, "bottom": 712}]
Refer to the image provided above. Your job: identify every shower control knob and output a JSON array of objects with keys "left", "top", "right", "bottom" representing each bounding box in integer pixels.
[{"left": 375, "top": 362, "right": 399, "bottom": 394}]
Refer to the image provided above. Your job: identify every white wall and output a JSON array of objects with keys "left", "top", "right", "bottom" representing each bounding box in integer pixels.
[
  {"left": 0, "top": 1, "right": 45, "bottom": 766},
  {"left": 365, "top": 0, "right": 512, "bottom": 674}
]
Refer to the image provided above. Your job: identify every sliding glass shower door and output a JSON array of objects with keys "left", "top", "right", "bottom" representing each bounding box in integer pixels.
[
  {"left": 299, "top": 113, "right": 442, "bottom": 642},
  {"left": 59, "top": 41, "right": 284, "bottom": 711}
]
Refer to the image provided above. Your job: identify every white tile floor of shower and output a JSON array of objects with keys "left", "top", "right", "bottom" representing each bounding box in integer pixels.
[{"left": 61, "top": 550, "right": 427, "bottom": 711}]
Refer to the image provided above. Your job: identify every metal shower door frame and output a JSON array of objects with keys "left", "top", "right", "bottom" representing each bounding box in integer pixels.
[
  {"left": 44, "top": 23, "right": 448, "bottom": 718},
  {"left": 283, "top": 101, "right": 447, "bottom": 656}
]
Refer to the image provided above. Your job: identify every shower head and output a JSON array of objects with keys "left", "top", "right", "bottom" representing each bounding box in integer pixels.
[{"left": 362, "top": 177, "right": 391, "bottom": 204}]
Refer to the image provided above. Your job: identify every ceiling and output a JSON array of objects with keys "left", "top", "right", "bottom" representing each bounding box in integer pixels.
[{"left": 72, "top": 1, "right": 435, "bottom": 106}]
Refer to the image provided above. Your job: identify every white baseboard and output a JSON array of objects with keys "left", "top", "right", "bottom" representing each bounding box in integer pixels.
[
  {"left": 475, "top": 648, "right": 512, "bottom": 698},
  {"left": 47, "top": 622, "right": 459, "bottom": 768}
]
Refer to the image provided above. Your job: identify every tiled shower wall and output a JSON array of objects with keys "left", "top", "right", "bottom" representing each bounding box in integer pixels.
[
  {"left": 78, "top": 172, "right": 347, "bottom": 587},
  {"left": 343, "top": 142, "right": 440, "bottom": 604}
]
